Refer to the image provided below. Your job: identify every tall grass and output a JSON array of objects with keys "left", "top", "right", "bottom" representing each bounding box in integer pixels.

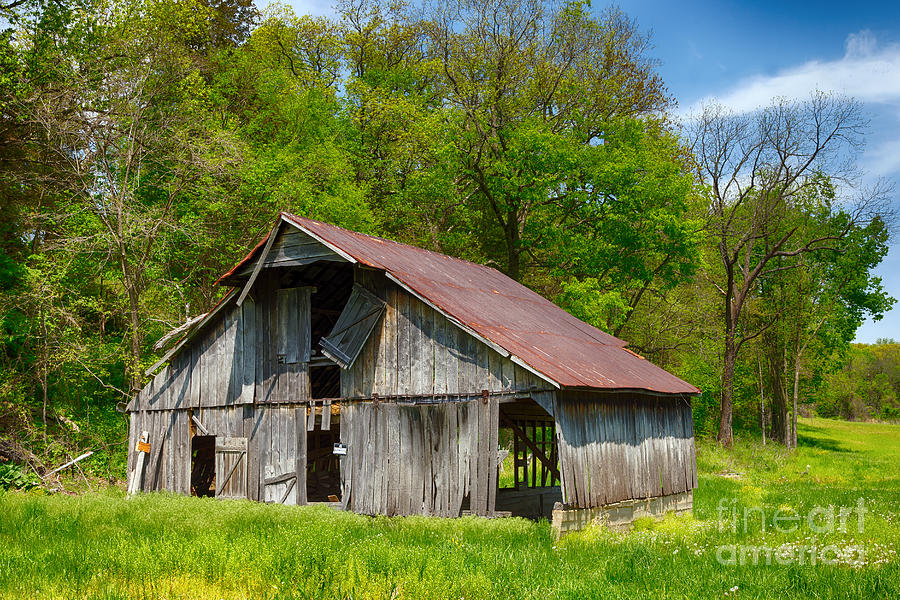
[{"left": 1, "top": 418, "right": 898, "bottom": 599}]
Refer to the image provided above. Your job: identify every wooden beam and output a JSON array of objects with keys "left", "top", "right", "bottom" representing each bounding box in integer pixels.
[
  {"left": 499, "top": 414, "right": 560, "bottom": 482},
  {"left": 279, "top": 477, "right": 297, "bottom": 504},
  {"left": 191, "top": 414, "right": 209, "bottom": 436},
  {"left": 237, "top": 220, "right": 282, "bottom": 307},
  {"left": 44, "top": 451, "right": 94, "bottom": 478},
  {"left": 264, "top": 472, "right": 297, "bottom": 486},
  {"left": 126, "top": 431, "right": 149, "bottom": 497}
]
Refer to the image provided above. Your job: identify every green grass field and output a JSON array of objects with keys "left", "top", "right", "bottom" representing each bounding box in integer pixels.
[{"left": 1, "top": 417, "right": 899, "bottom": 599}]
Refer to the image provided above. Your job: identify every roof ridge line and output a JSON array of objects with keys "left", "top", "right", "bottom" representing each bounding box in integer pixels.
[{"left": 282, "top": 212, "right": 501, "bottom": 271}]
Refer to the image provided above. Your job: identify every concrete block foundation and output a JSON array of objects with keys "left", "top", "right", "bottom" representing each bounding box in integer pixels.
[{"left": 551, "top": 490, "right": 693, "bottom": 538}]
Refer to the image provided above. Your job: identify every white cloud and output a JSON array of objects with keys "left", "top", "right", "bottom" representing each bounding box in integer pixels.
[
  {"left": 865, "top": 138, "right": 900, "bottom": 178},
  {"left": 845, "top": 29, "right": 878, "bottom": 59},
  {"left": 683, "top": 30, "right": 900, "bottom": 115}
]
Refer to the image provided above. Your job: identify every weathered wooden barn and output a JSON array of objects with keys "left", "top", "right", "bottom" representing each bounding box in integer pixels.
[{"left": 126, "top": 212, "right": 699, "bottom": 529}]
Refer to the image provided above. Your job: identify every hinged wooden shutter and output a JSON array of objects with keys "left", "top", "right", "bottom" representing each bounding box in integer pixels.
[
  {"left": 319, "top": 285, "right": 385, "bottom": 368},
  {"left": 215, "top": 437, "right": 248, "bottom": 499},
  {"left": 276, "top": 287, "right": 312, "bottom": 364}
]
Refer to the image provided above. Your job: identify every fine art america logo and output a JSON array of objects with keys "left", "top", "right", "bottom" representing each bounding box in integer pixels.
[{"left": 715, "top": 498, "right": 868, "bottom": 566}]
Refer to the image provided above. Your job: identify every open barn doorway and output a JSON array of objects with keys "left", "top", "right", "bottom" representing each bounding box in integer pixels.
[
  {"left": 190, "top": 435, "right": 216, "bottom": 497},
  {"left": 306, "top": 409, "right": 342, "bottom": 502},
  {"left": 496, "top": 398, "right": 561, "bottom": 519}
]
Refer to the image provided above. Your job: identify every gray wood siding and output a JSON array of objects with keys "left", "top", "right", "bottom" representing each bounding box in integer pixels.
[
  {"left": 132, "top": 403, "right": 309, "bottom": 506},
  {"left": 238, "top": 227, "right": 342, "bottom": 274},
  {"left": 128, "top": 408, "right": 190, "bottom": 495},
  {"left": 554, "top": 391, "right": 696, "bottom": 508},
  {"left": 127, "top": 263, "right": 698, "bottom": 517},
  {"left": 133, "top": 298, "right": 258, "bottom": 411},
  {"left": 341, "top": 270, "right": 554, "bottom": 399},
  {"left": 339, "top": 398, "right": 498, "bottom": 517},
  {"left": 132, "top": 281, "right": 314, "bottom": 412}
]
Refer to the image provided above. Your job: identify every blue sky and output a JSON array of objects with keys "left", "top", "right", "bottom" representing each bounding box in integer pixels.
[{"left": 260, "top": 0, "right": 900, "bottom": 343}]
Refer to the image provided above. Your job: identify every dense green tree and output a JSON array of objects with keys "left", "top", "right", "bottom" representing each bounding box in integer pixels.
[
  {"left": 751, "top": 177, "right": 893, "bottom": 446},
  {"left": 690, "top": 93, "right": 892, "bottom": 447}
]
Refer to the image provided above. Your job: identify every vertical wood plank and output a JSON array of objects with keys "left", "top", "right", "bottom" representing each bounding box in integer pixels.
[
  {"left": 499, "top": 357, "right": 514, "bottom": 392},
  {"left": 398, "top": 405, "right": 411, "bottom": 515},
  {"left": 215, "top": 318, "right": 227, "bottom": 407},
  {"left": 298, "top": 287, "right": 311, "bottom": 364},
  {"left": 445, "top": 326, "right": 459, "bottom": 396},
  {"left": 407, "top": 406, "right": 424, "bottom": 514},
  {"left": 384, "top": 287, "right": 397, "bottom": 397},
  {"left": 474, "top": 338, "right": 489, "bottom": 392},
  {"left": 455, "top": 402, "right": 471, "bottom": 515},
  {"left": 322, "top": 399, "right": 331, "bottom": 431},
  {"left": 421, "top": 406, "right": 435, "bottom": 516},
  {"left": 488, "top": 349, "right": 502, "bottom": 393},
  {"left": 364, "top": 404, "right": 377, "bottom": 514},
  {"left": 397, "top": 292, "right": 411, "bottom": 395},
  {"left": 296, "top": 405, "right": 307, "bottom": 505},
  {"left": 386, "top": 402, "right": 400, "bottom": 516},
  {"left": 340, "top": 403, "right": 353, "bottom": 510},
  {"left": 486, "top": 397, "right": 499, "bottom": 515},
  {"left": 433, "top": 313, "right": 447, "bottom": 396},
  {"left": 231, "top": 307, "right": 242, "bottom": 406},
  {"left": 241, "top": 298, "right": 256, "bottom": 404},
  {"left": 276, "top": 288, "right": 299, "bottom": 364},
  {"left": 447, "top": 402, "right": 460, "bottom": 516},
  {"left": 471, "top": 398, "right": 488, "bottom": 515},
  {"left": 422, "top": 304, "right": 435, "bottom": 396},
  {"left": 408, "top": 296, "right": 424, "bottom": 396}
]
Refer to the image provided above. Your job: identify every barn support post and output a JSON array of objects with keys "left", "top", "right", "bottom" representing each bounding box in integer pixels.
[{"left": 126, "top": 431, "right": 150, "bottom": 497}]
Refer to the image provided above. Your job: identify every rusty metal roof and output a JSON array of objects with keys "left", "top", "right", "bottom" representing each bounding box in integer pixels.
[{"left": 222, "top": 212, "right": 700, "bottom": 395}]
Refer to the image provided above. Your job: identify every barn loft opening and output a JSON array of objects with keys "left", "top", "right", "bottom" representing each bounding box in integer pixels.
[
  {"left": 306, "top": 262, "right": 354, "bottom": 398},
  {"left": 496, "top": 397, "right": 561, "bottom": 519},
  {"left": 270, "top": 260, "right": 355, "bottom": 398},
  {"left": 190, "top": 435, "right": 216, "bottom": 497}
]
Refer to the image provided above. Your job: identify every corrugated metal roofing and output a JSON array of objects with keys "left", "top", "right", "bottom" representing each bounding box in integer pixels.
[{"left": 222, "top": 212, "right": 700, "bottom": 395}]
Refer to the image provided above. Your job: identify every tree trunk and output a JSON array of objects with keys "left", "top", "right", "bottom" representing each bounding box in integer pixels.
[
  {"left": 40, "top": 307, "right": 48, "bottom": 441},
  {"left": 505, "top": 209, "right": 521, "bottom": 281},
  {"left": 792, "top": 357, "right": 801, "bottom": 449},
  {"left": 119, "top": 242, "right": 144, "bottom": 395},
  {"left": 128, "top": 286, "right": 142, "bottom": 394},
  {"left": 766, "top": 332, "right": 790, "bottom": 445},
  {"left": 757, "top": 346, "right": 766, "bottom": 446},
  {"left": 718, "top": 324, "right": 736, "bottom": 448}
]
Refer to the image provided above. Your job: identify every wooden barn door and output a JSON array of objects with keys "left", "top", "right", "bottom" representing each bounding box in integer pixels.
[{"left": 215, "top": 437, "right": 248, "bottom": 499}]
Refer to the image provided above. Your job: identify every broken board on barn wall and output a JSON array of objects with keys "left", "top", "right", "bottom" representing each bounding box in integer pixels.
[{"left": 127, "top": 297, "right": 258, "bottom": 412}]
